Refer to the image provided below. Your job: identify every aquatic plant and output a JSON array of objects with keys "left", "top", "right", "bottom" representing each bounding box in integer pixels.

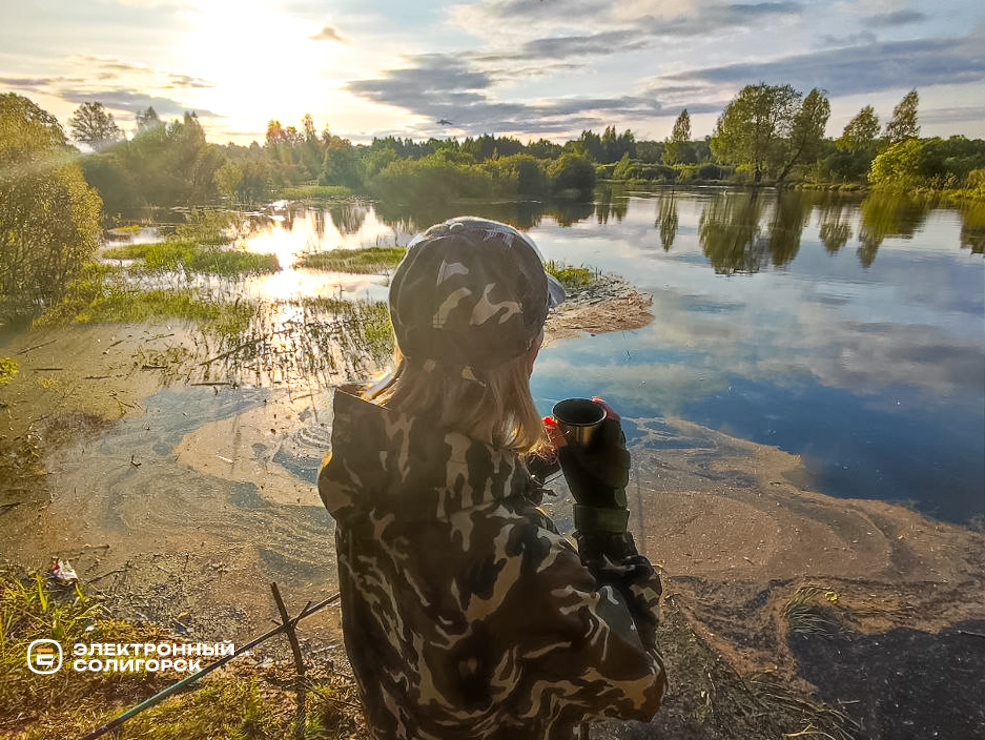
[
  {"left": 174, "top": 209, "right": 240, "bottom": 246},
  {"left": 543, "top": 260, "right": 600, "bottom": 291},
  {"left": 104, "top": 240, "right": 279, "bottom": 278},
  {"left": 295, "top": 247, "right": 406, "bottom": 273},
  {"left": 782, "top": 586, "right": 843, "bottom": 637},
  {"left": 278, "top": 184, "right": 352, "bottom": 201},
  {"left": 76, "top": 288, "right": 257, "bottom": 337},
  {"left": 0, "top": 357, "right": 17, "bottom": 385}
]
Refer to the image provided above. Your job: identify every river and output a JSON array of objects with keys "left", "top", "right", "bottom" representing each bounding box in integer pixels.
[{"left": 0, "top": 186, "right": 982, "bottom": 644}]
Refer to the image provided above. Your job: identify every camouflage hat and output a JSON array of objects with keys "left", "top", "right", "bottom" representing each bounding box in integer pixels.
[{"left": 389, "top": 217, "right": 565, "bottom": 370}]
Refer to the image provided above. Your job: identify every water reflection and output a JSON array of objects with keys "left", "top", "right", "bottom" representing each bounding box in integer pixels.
[
  {"left": 520, "top": 189, "right": 983, "bottom": 522},
  {"left": 857, "top": 194, "right": 934, "bottom": 267},
  {"left": 329, "top": 201, "right": 369, "bottom": 235},
  {"left": 596, "top": 187, "right": 629, "bottom": 225},
  {"left": 960, "top": 201, "right": 985, "bottom": 254},
  {"left": 655, "top": 190, "right": 678, "bottom": 251},
  {"left": 698, "top": 190, "right": 770, "bottom": 273},
  {"left": 818, "top": 198, "right": 852, "bottom": 253}
]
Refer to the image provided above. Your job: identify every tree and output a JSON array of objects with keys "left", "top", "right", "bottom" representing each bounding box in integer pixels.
[
  {"left": 885, "top": 90, "right": 920, "bottom": 143},
  {"left": 1, "top": 94, "right": 102, "bottom": 309},
  {"left": 548, "top": 154, "right": 596, "bottom": 200},
  {"left": 837, "top": 105, "right": 880, "bottom": 153},
  {"left": 711, "top": 83, "right": 800, "bottom": 182},
  {"left": 302, "top": 113, "right": 318, "bottom": 142},
  {"left": 135, "top": 106, "right": 162, "bottom": 134},
  {"left": 612, "top": 152, "right": 634, "bottom": 179},
  {"left": 662, "top": 109, "right": 692, "bottom": 165},
  {"left": 69, "top": 102, "right": 122, "bottom": 150},
  {"left": 869, "top": 138, "right": 926, "bottom": 190},
  {"left": 775, "top": 88, "right": 831, "bottom": 182}
]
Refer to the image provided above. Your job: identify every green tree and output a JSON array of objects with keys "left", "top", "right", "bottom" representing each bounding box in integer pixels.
[
  {"left": 1, "top": 94, "right": 102, "bottom": 310},
  {"left": 135, "top": 106, "right": 162, "bottom": 134},
  {"left": 885, "top": 89, "right": 920, "bottom": 143},
  {"left": 321, "top": 136, "right": 364, "bottom": 189},
  {"left": 612, "top": 152, "right": 634, "bottom": 179},
  {"left": 775, "top": 88, "right": 831, "bottom": 182},
  {"left": 711, "top": 83, "right": 800, "bottom": 182},
  {"left": 69, "top": 101, "right": 122, "bottom": 150},
  {"left": 837, "top": 105, "right": 880, "bottom": 153},
  {"left": 869, "top": 138, "right": 925, "bottom": 190},
  {"left": 214, "top": 160, "right": 243, "bottom": 200},
  {"left": 548, "top": 154, "right": 596, "bottom": 199},
  {"left": 662, "top": 109, "right": 692, "bottom": 165}
]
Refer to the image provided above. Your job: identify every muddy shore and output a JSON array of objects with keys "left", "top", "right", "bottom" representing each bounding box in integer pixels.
[{"left": 1, "top": 276, "right": 983, "bottom": 739}]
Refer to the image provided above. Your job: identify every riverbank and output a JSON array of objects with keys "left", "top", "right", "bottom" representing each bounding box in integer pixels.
[{"left": 1, "top": 271, "right": 983, "bottom": 739}]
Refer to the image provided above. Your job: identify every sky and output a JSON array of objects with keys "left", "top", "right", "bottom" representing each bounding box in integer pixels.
[{"left": 1, "top": 0, "right": 984, "bottom": 146}]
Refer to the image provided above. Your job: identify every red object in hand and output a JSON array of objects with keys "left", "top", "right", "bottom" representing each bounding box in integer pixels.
[{"left": 543, "top": 415, "right": 567, "bottom": 449}]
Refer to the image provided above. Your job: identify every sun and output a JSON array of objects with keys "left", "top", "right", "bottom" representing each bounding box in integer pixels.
[{"left": 177, "top": 0, "right": 337, "bottom": 135}]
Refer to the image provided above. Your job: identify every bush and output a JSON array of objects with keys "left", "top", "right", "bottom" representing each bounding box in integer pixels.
[{"left": 548, "top": 154, "right": 596, "bottom": 200}]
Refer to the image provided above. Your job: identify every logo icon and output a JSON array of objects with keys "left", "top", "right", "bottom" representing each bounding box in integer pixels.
[{"left": 27, "top": 639, "right": 62, "bottom": 674}]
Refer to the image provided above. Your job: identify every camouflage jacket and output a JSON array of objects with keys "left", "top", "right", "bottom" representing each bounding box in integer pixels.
[{"left": 318, "top": 390, "right": 665, "bottom": 740}]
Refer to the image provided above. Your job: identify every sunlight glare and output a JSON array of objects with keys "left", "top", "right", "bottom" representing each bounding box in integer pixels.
[{"left": 179, "top": 0, "right": 335, "bottom": 130}]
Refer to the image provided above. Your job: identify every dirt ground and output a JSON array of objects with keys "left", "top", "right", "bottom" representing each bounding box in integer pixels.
[{"left": 2, "top": 278, "right": 983, "bottom": 739}]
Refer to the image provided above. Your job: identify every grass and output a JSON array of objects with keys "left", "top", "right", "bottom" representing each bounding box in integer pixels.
[
  {"left": 645, "top": 593, "right": 858, "bottom": 740},
  {"left": 174, "top": 209, "right": 241, "bottom": 247},
  {"left": 296, "top": 247, "right": 406, "bottom": 274},
  {"left": 292, "top": 296, "right": 395, "bottom": 375},
  {"left": 543, "top": 260, "right": 601, "bottom": 292},
  {"left": 278, "top": 185, "right": 352, "bottom": 201},
  {"left": 79, "top": 289, "right": 257, "bottom": 338},
  {"left": 36, "top": 265, "right": 258, "bottom": 339},
  {"left": 0, "top": 567, "right": 366, "bottom": 739},
  {"left": 103, "top": 208, "right": 279, "bottom": 279},
  {"left": 782, "top": 586, "right": 843, "bottom": 638},
  {"left": 105, "top": 240, "right": 279, "bottom": 278},
  {"left": 102, "top": 242, "right": 160, "bottom": 260}
]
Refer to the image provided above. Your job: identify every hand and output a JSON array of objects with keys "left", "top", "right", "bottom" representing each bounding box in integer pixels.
[{"left": 556, "top": 397, "right": 631, "bottom": 534}]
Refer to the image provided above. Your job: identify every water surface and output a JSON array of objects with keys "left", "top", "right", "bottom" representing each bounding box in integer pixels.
[{"left": 525, "top": 189, "right": 984, "bottom": 523}]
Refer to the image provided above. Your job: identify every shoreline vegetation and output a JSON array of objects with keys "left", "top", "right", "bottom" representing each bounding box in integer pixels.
[{"left": 3, "top": 88, "right": 985, "bottom": 320}]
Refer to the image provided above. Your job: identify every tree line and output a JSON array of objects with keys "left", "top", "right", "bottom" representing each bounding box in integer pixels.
[
  {"left": 3, "top": 86, "right": 984, "bottom": 314},
  {"left": 54, "top": 84, "right": 985, "bottom": 215}
]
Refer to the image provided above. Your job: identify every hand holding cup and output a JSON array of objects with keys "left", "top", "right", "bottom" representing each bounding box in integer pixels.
[{"left": 551, "top": 398, "right": 607, "bottom": 448}]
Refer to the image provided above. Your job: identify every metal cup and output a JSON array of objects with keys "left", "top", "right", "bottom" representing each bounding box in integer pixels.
[{"left": 552, "top": 398, "right": 606, "bottom": 447}]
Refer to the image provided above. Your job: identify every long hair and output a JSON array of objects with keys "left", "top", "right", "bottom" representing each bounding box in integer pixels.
[{"left": 365, "top": 348, "right": 547, "bottom": 455}]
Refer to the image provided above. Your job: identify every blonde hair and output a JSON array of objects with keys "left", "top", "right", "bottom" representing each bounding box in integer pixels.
[{"left": 365, "top": 348, "right": 547, "bottom": 455}]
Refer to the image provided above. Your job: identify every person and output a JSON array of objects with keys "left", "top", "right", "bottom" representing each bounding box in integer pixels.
[{"left": 318, "top": 217, "right": 665, "bottom": 740}]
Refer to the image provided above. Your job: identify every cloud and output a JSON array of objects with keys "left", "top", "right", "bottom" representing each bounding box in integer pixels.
[
  {"left": 459, "top": 0, "right": 804, "bottom": 45},
  {"left": 517, "top": 30, "right": 653, "bottom": 60},
  {"left": 820, "top": 31, "right": 877, "bottom": 46},
  {"left": 0, "top": 77, "right": 52, "bottom": 89},
  {"left": 164, "top": 73, "right": 217, "bottom": 89},
  {"left": 639, "top": 1, "right": 804, "bottom": 37},
  {"left": 58, "top": 89, "right": 220, "bottom": 119},
  {"left": 865, "top": 10, "right": 927, "bottom": 28},
  {"left": 74, "top": 56, "right": 216, "bottom": 90},
  {"left": 654, "top": 32, "right": 985, "bottom": 98},
  {"left": 454, "top": 0, "right": 610, "bottom": 25},
  {"left": 308, "top": 25, "right": 348, "bottom": 43},
  {"left": 919, "top": 105, "right": 985, "bottom": 124},
  {"left": 346, "top": 53, "right": 664, "bottom": 135}
]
